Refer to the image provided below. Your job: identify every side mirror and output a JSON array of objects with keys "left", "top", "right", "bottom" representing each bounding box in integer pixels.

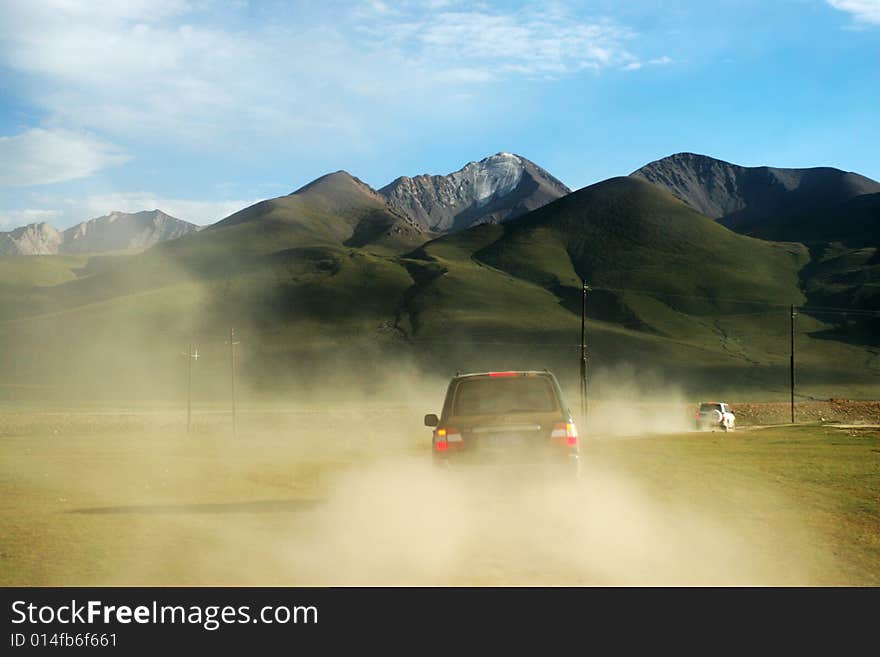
[{"left": 424, "top": 413, "right": 439, "bottom": 427}]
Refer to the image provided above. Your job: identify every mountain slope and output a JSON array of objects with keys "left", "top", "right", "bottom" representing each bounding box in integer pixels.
[
  {"left": 391, "top": 176, "right": 877, "bottom": 396},
  {"left": 0, "top": 210, "right": 198, "bottom": 256},
  {"left": 61, "top": 210, "right": 198, "bottom": 254},
  {"left": 784, "top": 192, "right": 880, "bottom": 247},
  {"left": 414, "top": 176, "right": 808, "bottom": 331},
  {"left": 380, "top": 152, "right": 570, "bottom": 232},
  {"left": 1, "top": 170, "right": 427, "bottom": 320},
  {"left": 203, "top": 170, "right": 425, "bottom": 254},
  {"left": 1, "top": 168, "right": 878, "bottom": 402},
  {"left": 631, "top": 152, "right": 880, "bottom": 242}
]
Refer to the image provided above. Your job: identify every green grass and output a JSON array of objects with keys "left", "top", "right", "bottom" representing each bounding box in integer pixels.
[
  {"left": 0, "top": 255, "right": 91, "bottom": 320},
  {"left": 802, "top": 243, "right": 880, "bottom": 315},
  {"left": 0, "top": 255, "right": 89, "bottom": 287},
  {"left": 583, "top": 425, "right": 880, "bottom": 584}
]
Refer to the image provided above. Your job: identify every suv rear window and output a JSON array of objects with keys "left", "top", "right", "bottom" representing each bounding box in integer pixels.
[
  {"left": 700, "top": 403, "right": 722, "bottom": 412},
  {"left": 452, "top": 377, "right": 559, "bottom": 416}
]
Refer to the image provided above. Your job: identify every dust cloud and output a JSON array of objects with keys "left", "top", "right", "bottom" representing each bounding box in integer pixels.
[
  {"left": 0, "top": 280, "right": 819, "bottom": 586},
  {"left": 0, "top": 369, "right": 822, "bottom": 587},
  {"left": 583, "top": 364, "right": 694, "bottom": 437},
  {"left": 277, "top": 458, "right": 802, "bottom": 586},
  {"left": 0, "top": 206, "right": 863, "bottom": 588}
]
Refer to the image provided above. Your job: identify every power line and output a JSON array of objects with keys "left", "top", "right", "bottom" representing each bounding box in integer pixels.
[
  {"left": 790, "top": 305, "right": 797, "bottom": 424},
  {"left": 798, "top": 307, "right": 880, "bottom": 317},
  {"left": 580, "top": 281, "right": 589, "bottom": 430},
  {"left": 181, "top": 343, "right": 199, "bottom": 435}
]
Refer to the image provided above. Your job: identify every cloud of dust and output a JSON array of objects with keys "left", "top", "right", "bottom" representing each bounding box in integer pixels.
[
  {"left": 0, "top": 243, "right": 818, "bottom": 586},
  {"left": 6, "top": 365, "right": 826, "bottom": 587},
  {"left": 584, "top": 364, "right": 694, "bottom": 437},
  {"left": 211, "top": 455, "right": 818, "bottom": 586}
]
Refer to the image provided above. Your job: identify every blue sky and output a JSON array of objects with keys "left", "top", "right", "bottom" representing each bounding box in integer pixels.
[{"left": 0, "top": 0, "right": 878, "bottom": 229}]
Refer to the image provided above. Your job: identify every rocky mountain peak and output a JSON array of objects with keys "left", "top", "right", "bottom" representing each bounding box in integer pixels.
[
  {"left": 631, "top": 152, "right": 880, "bottom": 241},
  {"left": 379, "top": 153, "right": 570, "bottom": 232},
  {"left": 0, "top": 222, "right": 63, "bottom": 255}
]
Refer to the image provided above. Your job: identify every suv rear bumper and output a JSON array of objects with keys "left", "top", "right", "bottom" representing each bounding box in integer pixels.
[{"left": 695, "top": 419, "right": 728, "bottom": 430}]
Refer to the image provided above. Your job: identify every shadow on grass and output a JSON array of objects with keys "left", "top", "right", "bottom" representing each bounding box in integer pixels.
[{"left": 68, "top": 499, "right": 323, "bottom": 515}]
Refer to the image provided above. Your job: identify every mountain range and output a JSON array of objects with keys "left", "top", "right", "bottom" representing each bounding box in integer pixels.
[
  {"left": 0, "top": 210, "right": 198, "bottom": 256},
  {"left": 5, "top": 153, "right": 877, "bottom": 255},
  {"left": 0, "top": 151, "right": 878, "bottom": 401},
  {"left": 0, "top": 153, "right": 568, "bottom": 256}
]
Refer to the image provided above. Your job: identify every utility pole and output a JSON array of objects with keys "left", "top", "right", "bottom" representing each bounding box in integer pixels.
[
  {"left": 182, "top": 344, "right": 199, "bottom": 435},
  {"left": 187, "top": 344, "right": 199, "bottom": 434},
  {"left": 790, "top": 305, "right": 797, "bottom": 424},
  {"left": 580, "top": 281, "right": 590, "bottom": 431},
  {"left": 227, "top": 327, "right": 240, "bottom": 438}
]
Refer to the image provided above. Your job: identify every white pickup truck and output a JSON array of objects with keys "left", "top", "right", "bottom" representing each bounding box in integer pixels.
[{"left": 695, "top": 402, "right": 736, "bottom": 431}]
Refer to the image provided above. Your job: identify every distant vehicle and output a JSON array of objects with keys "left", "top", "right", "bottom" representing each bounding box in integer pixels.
[
  {"left": 695, "top": 402, "right": 736, "bottom": 431},
  {"left": 424, "top": 370, "right": 580, "bottom": 478}
]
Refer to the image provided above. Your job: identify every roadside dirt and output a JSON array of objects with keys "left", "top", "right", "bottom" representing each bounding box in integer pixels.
[{"left": 729, "top": 400, "right": 880, "bottom": 426}]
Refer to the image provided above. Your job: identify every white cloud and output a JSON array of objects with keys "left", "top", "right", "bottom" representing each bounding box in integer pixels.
[
  {"left": 363, "top": 6, "right": 640, "bottom": 76},
  {"left": 827, "top": 0, "right": 880, "bottom": 24},
  {"left": 0, "top": 1, "right": 653, "bottom": 151},
  {"left": 0, "top": 1, "right": 668, "bottom": 230},
  {"left": 0, "top": 129, "right": 130, "bottom": 187},
  {"left": 622, "top": 55, "right": 672, "bottom": 72}
]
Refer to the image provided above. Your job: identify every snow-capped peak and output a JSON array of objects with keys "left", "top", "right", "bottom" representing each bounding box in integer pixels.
[{"left": 452, "top": 153, "right": 525, "bottom": 206}]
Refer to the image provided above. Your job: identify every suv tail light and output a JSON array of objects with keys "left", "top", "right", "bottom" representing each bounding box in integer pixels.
[
  {"left": 435, "top": 427, "right": 463, "bottom": 452},
  {"left": 551, "top": 421, "right": 578, "bottom": 446}
]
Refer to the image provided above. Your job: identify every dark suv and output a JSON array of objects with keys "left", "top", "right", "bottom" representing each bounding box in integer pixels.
[{"left": 424, "top": 370, "right": 580, "bottom": 478}]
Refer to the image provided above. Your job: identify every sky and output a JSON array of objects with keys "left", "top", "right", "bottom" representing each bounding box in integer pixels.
[{"left": 0, "top": 0, "right": 878, "bottom": 230}]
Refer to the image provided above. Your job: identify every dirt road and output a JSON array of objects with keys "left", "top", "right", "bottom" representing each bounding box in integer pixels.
[{"left": 1, "top": 406, "right": 878, "bottom": 586}]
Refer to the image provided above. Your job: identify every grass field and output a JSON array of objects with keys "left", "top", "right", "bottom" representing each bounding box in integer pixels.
[{"left": 1, "top": 406, "right": 878, "bottom": 586}]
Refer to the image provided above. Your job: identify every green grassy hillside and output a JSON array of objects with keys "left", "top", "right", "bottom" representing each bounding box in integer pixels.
[
  {"left": 0, "top": 175, "right": 878, "bottom": 403},
  {"left": 471, "top": 177, "right": 809, "bottom": 315},
  {"left": 204, "top": 171, "right": 426, "bottom": 254},
  {"left": 400, "top": 177, "right": 878, "bottom": 397},
  {"left": 0, "top": 255, "right": 90, "bottom": 320},
  {"left": 0, "top": 171, "right": 426, "bottom": 320},
  {"left": 756, "top": 193, "right": 880, "bottom": 247},
  {"left": 403, "top": 176, "right": 811, "bottom": 354}
]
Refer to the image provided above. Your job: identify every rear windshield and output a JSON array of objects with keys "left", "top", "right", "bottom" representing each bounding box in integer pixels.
[
  {"left": 452, "top": 377, "right": 559, "bottom": 416},
  {"left": 699, "top": 403, "right": 722, "bottom": 412}
]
